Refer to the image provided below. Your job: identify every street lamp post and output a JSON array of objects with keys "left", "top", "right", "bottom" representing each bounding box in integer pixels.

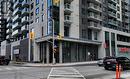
[{"left": 52, "top": 19, "right": 56, "bottom": 64}]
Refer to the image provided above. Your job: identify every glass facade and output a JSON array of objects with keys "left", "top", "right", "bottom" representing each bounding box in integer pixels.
[
  {"left": 62, "top": 42, "right": 98, "bottom": 63},
  {"left": 105, "top": 31, "right": 110, "bottom": 56},
  {"left": 111, "top": 33, "right": 115, "bottom": 56},
  {"left": 47, "top": 0, "right": 60, "bottom": 35}
]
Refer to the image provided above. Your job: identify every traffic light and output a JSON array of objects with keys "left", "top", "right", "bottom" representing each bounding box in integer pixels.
[
  {"left": 53, "top": 0, "right": 60, "bottom": 4},
  {"left": 57, "top": 33, "right": 63, "bottom": 40},
  {"left": 30, "top": 32, "right": 34, "bottom": 40}
]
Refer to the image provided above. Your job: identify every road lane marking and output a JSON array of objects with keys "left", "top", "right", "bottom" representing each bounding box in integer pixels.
[
  {"left": 73, "top": 68, "right": 86, "bottom": 79},
  {"left": 47, "top": 68, "right": 54, "bottom": 79},
  {"left": 48, "top": 67, "right": 85, "bottom": 79}
]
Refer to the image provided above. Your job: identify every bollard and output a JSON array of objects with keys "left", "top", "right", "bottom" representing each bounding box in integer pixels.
[
  {"left": 116, "top": 64, "right": 119, "bottom": 79},
  {"left": 118, "top": 64, "right": 122, "bottom": 78}
]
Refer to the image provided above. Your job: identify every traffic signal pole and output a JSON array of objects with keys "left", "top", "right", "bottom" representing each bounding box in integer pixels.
[{"left": 52, "top": 19, "right": 56, "bottom": 64}]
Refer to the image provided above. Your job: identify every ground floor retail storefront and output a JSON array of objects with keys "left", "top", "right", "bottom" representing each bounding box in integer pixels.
[{"left": 32, "top": 41, "right": 99, "bottom": 64}]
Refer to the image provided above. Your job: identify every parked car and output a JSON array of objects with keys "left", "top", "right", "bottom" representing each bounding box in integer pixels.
[
  {"left": 104, "top": 57, "right": 130, "bottom": 70},
  {"left": 97, "top": 58, "right": 104, "bottom": 66},
  {"left": 0, "top": 56, "right": 10, "bottom": 65},
  {"left": 97, "top": 56, "right": 115, "bottom": 66}
]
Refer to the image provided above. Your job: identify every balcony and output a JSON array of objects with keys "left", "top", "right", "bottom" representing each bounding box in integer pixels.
[
  {"left": 6, "top": 29, "right": 12, "bottom": 34},
  {"left": 12, "top": 22, "right": 21, "bottom": 29},
  {"left": 22, "top": 0, "right": 29, "bottom": 7},
  {"left": 6, "top": 35, "right": 9, "bottom": 39},
  {"left": 88, "top": 22, "right": 102, "bottom": 30},
  {"left": 7, "top": 23, "right": 12, "bottom": 28},
  {"left": 22, "top": 8, "right": 29, "bottom": 16},
  {"left": 64, "top": 15, "right": 72, "bottom": 25},
  {"left": 108, "top": 11, "right": 116, "bottom": 18},
  {"left": 88, "top": 0, "right": 102, "bottom": 4},
  {"left": 64, "top": 0, "right": 73, "bottom": 3},
  {"left": 88, "top": 3, "right": 102, "bottom": 13},
  {"left": 108, "top": 20, "right": 117, "bottom": 26},
  {"left": 88, "top": 13, "right": 102, "bottom": 21},
  {"left": 22, "top": 16, "right": 29, "bottom": 24},
  {"left": 7, "top": 17, "right": 12, "bottom": 22},
  {"left": 13, "top": 1, "right": 22, "bottom": 9},
  {"left": 108, "top": 3, "right": 116, "bottom": 10},
  {"left": 21, "top": 25, "right": 29, "bottom": 33},
  {"left": 13, "top": 8, "right": 22, "bottom": 15},
  {"left": 13, "top": 15, "right": 21, "bottom": 22},
  {"left": 12, "top": 30, "right": 19, "bottom": 36},
  {"left": 108, "top": 0, "right": 117, "bottom": 4},
  {"left": 64, "top": 3, "right": 72, "bottom": 14}
]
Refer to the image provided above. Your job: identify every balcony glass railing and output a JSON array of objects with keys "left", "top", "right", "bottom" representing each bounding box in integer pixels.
[
  {"left": 88, "top": 3, "right": 101, "bottom": 11},
  {"left": 88, "top": 13, "right": 102, "bottom": 20},
  {"left": 13, "top": 15, "right": 20, "bottom": 22},
  {"left": 13, "top": 1, "right": 22, "bottom": 8},
  {"left": 88, "top": 22, "right": 101, "bottom": 28},
  {"left": 22, "top": 0, "right": 29, "bottom": 5},
  {"left": 64, "top": 3, "right": 71, "bottom": 10},
  {"left": 12, "top": 30, "right": 18, "bottom": 35},
  {"left": 22, "top": 16, "right": 29, "bottom": 22},
  {"left": 13, "top": 8, "right": 21, "bottom": 15},
  {"left": 108, "top": 3, "right": 116, "bottom": 10},
  {"left": 108, "top": 11, "right": 116, "bottom": 17}
]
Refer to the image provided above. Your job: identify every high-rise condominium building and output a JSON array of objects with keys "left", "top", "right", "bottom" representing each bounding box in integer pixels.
[{"left": 2, "top": 0, "right": 130, "bottom": 64}]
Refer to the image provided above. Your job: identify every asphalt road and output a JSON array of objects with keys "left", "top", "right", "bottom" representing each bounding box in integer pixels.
[
  {"left": 0, "top": 65, "right": 130, "bottom": 79},
  {"left": 0, "top": 66, "right": 51, "bottom": 79},
  {"left": 74, "top": 65, "right": 130, "bottom": 79}
]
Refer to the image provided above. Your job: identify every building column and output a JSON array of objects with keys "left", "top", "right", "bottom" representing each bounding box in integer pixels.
[
  {"left": 33, "top": 42, "right": 40, "bottom": 62},
  {"left": 42, "top": 43, "right": 45, "bottom": 64},
  {"left": 11, "top": 44, "right": 13, "bottom": 60},
  {"left": 46, "top": 43, "right": 49, "bottom": 64},
  {"left": 115, "top": 33, "right": 118, "bottom": 56},
  {"left": 28, "top": 39, "right": 31, "bottom": 62},
  {"left": 109, "top": 32, "right": 112, "bottom": 56},
  {"left": 59, "top": 42, "right": 62, "bottom": 63},
  {"left": 92, "top": 31, "right": 94, "bottom": 40},
  {"left": 60, "top": 0, "right": 64, "bottom": 36}
]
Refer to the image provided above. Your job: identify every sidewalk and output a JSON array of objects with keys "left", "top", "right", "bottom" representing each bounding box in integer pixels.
[
  {"left": 103, "top": 72, "right": 130, "bottom": 79},
  {"left": 11, "top": 61, "right": 98, "bottom": 67}
]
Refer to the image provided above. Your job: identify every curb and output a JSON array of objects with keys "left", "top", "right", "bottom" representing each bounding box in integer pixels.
[{"left": 11, "top": 61, "right": 98, "bottom": 67}]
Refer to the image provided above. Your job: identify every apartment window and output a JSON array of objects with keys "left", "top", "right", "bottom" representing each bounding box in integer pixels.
[
  {"left": 117, "top": 0, "right": 119, "bottom": 4},
  {"left": 82, "top": 18, "right": 87, "bottom": 24},
  {"left": 36, "top": 17, "right": 39, "bottom": 23},
  {"left": 36, "top": 0, "right": 39, "bottom": 5},
  {"left": 117, "top": 6, "right": 120, "bottom": 11},
  {"left": 36, "top": 7, "right": 39, "bottom": 15},
  {"left": 42, "top": 3, "right": 44, "bottom": 11},
  {"left": 117, "top": 13, "right": 120, "bottom": 19},
  {"left": 88, "top": 29, "right": 92, "bottom": 40},
  {"left": 42, "top": 15, "right": 44, "bottom": 22},
  {"left": 42, "top": 27, "right": 44, "bottom": 36},
  {"left": 82, "top": 29, "right": 86, "bottom": 38},
  {"left": 94, "top": 31, "right": 98, "bottom": 40},
  {"left": 82, "top": 0, "right": 86, "bottom": 5},
  {"left": 64, "top": 27, "right": 69, "bottom": 37},
  {"left": 82, "top": 8, "right": 86, "bottom": 15}
]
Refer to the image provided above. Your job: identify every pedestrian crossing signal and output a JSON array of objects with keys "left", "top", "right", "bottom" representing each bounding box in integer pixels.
[{"left": 53, "top": 48, "right": 57, "bottom": 53}]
